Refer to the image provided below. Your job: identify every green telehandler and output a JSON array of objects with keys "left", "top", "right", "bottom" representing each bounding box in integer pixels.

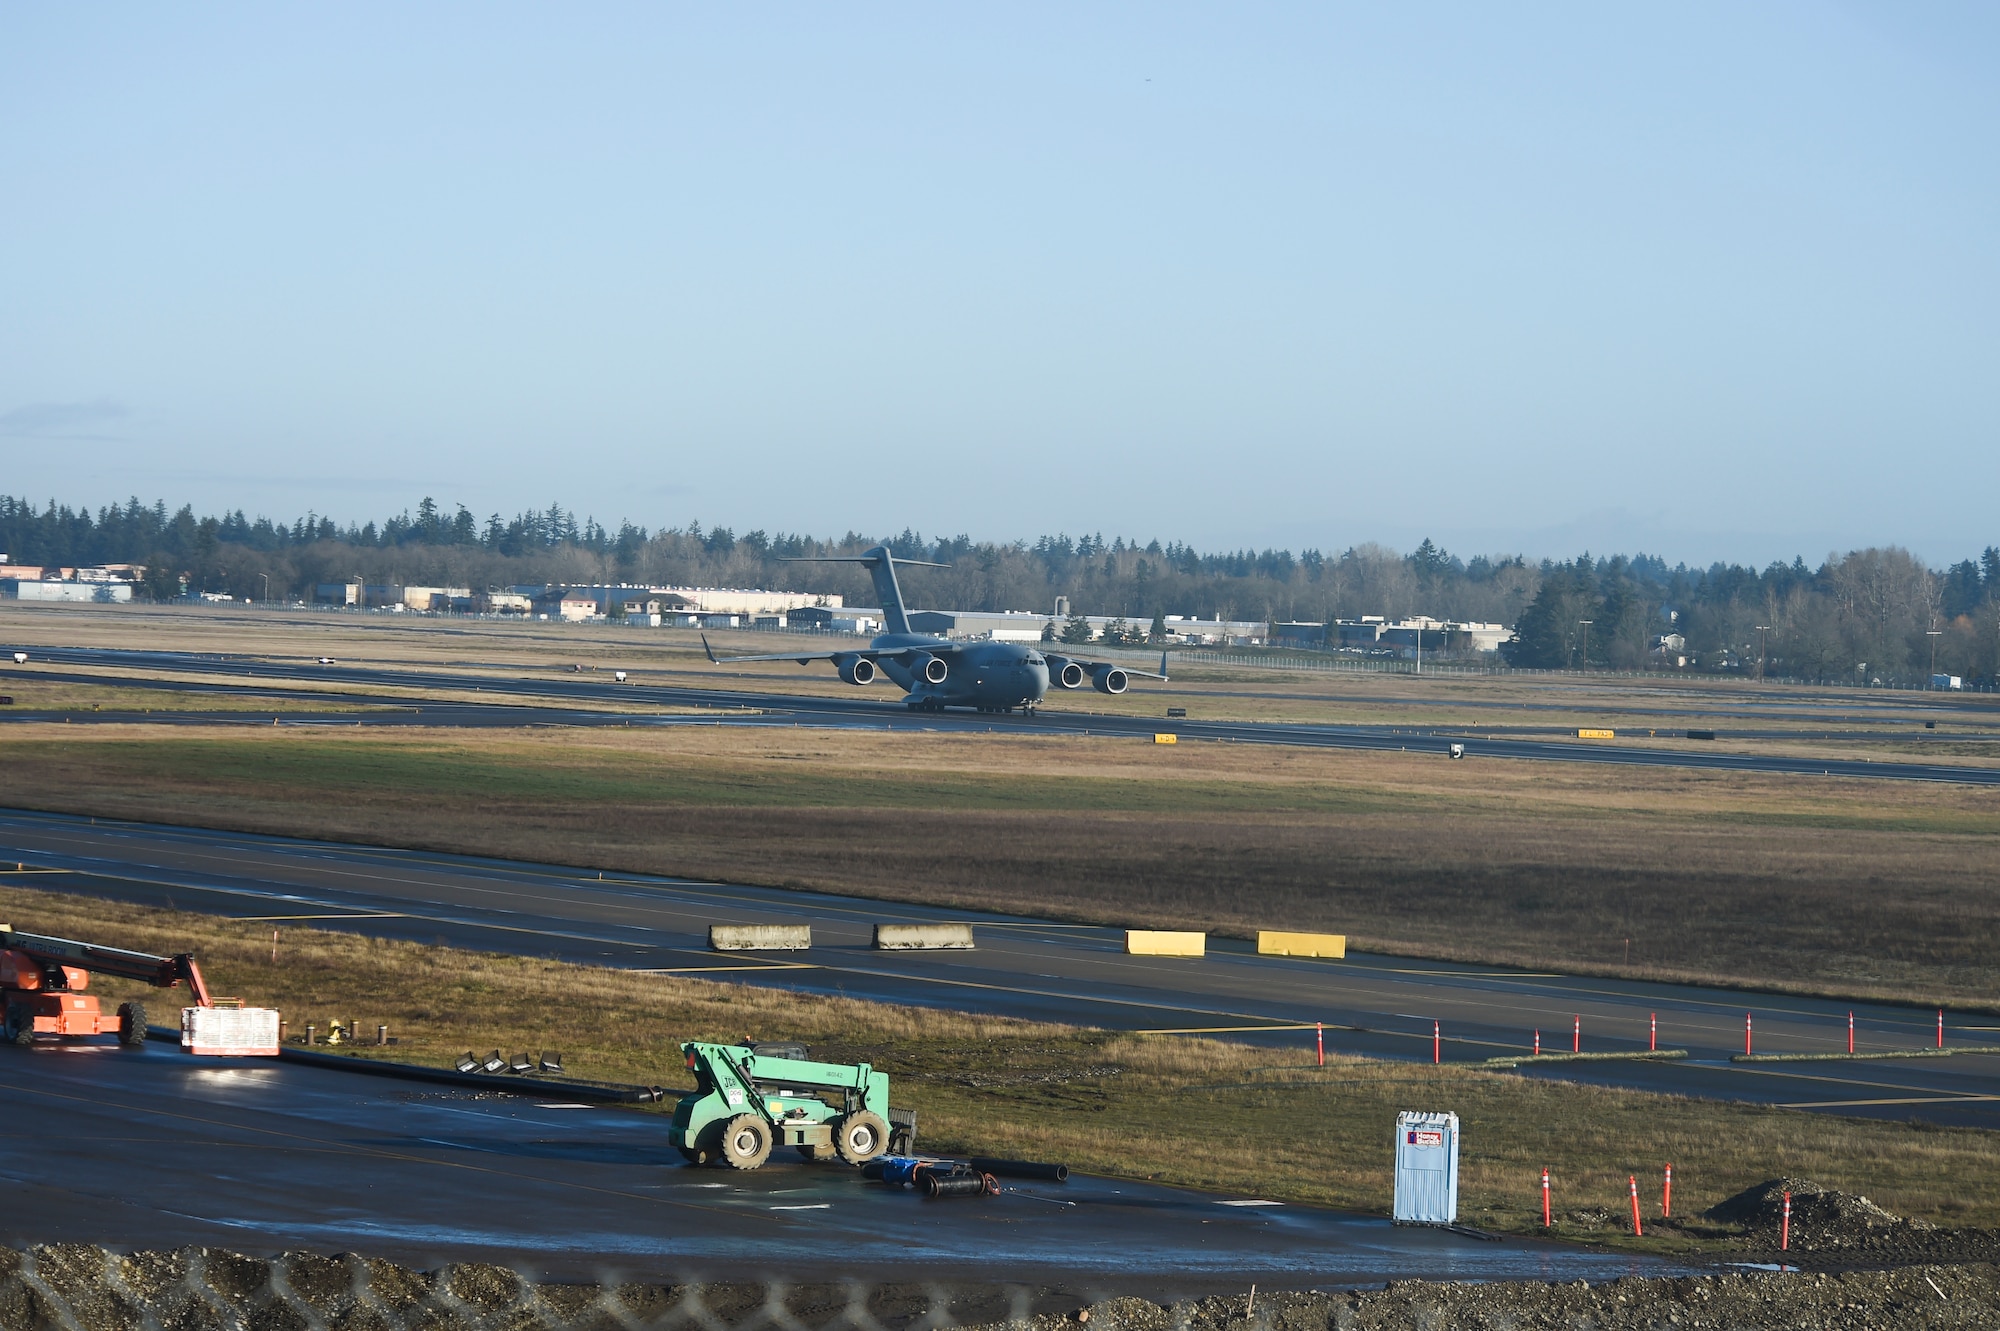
[{"left": 670, "top": 1040, "right": 908, "bottom": 1170}]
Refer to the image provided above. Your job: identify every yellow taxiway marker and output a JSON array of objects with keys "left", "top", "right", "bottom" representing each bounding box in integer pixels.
[
  {"left": 630, "top": 962, "right": 818, "bottom": 973},
  {"left": 228, "top": 912, "right": 410, "bottom": 921},
  {"left": 1779, "top": 1094, "right": 2000, "bottom": 1109}
]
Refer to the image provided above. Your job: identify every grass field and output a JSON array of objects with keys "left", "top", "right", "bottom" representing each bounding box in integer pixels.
[
  {"left": 10, "top": 880, "right": 1997, "bottom": 1251},
  {"left": 4, "top": 721, "right": 1998, "bottom": 1007}
]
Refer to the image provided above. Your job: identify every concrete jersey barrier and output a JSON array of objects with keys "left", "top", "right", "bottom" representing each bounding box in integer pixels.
[
  {"left": 1125, "top": 930, "right": 1206, "bottom": 957},
  {"left": 1257, "top": 930, "right": 1347, "bottom": 959},
  {"left": 873, "top": 922, "right": 976, "bottom": 950},
  {"left": 709, "top": 924, "right": 812, "bottom": 952}
]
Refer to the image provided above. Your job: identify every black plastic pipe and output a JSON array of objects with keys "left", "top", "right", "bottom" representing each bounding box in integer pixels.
[{"left": 145, "top": 1026, "right": 666, "bottom": 1103}]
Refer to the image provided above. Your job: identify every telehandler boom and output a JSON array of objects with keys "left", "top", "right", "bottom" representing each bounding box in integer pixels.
[{"left": 0, "top": 925, "right": 213, "bottom": 1045}]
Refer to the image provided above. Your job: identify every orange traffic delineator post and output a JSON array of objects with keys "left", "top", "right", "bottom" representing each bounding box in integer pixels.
[
  {"left": 1781, "top": 1190, "right": 1792, "bottom": 1250},
  {"left": 1533, "top": 1028, "right": 1541, "bottom": 1056},
  {"left": 1541, "top": 1168, "right": 1551, "bottom": 1228},
  {"left": 1939, "top": 1009, "right": 1945, "bottom": 1049},
  {"left": 1663, "top": 1163, "right": 1673, "bottom": 1218},
  {"left": 1315, "top": 1021, "right": 1324, "bottom": 1068},
  {"left": 1572, "top": 1014, "right": 1580, "bottom": 1053},
  {"left": 1848, "top": 1010, "right": 1854, "bottom": 1055},
  {"left": 1628, "top": 1176, "right": 1643, "bottom": 1236},
  {"left": 1745, "top": 1012, "right": 1753, "bottom": 1056},
  {"left": 1432, "top": 1020, "right": 1441, "bottom": 1064},
  {"left": 1649, "top": 1012, "right": 1657, "bottom": 1052}
]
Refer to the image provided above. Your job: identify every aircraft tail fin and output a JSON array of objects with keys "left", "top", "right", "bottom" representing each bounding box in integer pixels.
[{"left": 780, "top": 544, "right": 947, "bottom": 637}]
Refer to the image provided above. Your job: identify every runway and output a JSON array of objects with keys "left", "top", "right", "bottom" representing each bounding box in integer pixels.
[
  {"left": 12, "top": 646, "right": 2000, "bottom": 786},
  {"left": 0, "top": 1038, "right": 1679, "bottom": 1290},
  {"left": 4, "top": 808, "right": 1995, "bottom": 1130}
]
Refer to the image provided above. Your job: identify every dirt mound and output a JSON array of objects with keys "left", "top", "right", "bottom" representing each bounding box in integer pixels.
[{"left": 1702, "top": 1177, "right": 1921, "bottom": 1251}]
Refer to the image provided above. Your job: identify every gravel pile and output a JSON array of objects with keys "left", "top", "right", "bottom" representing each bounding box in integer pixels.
[
  {"left": 2, "top": 1243, "right": 1998, "bottom": 1330},
  {"left": 1029, "top": 1267, "right": 2000, "bottom": 1331}
]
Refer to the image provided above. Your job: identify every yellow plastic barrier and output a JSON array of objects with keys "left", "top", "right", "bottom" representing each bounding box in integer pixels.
[
  {"left": 1256, "top": 930, "right": 1347, "bottom": 959},
  {"left": 1153, "top": 733, "right": 1178, "bottom": 745},
  {"left": 1126, "top": 930, "right": 1206, "bottom": 957},
  {"left": 1577, "top": 728, "right": 1615, "bottom": 739}
]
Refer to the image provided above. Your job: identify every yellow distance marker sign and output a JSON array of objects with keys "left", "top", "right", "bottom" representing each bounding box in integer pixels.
[
  {"left": 1577, "top": 728, "right": 1615, "bottom": 739},
  {"left": 1153, "top": 733, "right": 1178, "bottom": 745}
]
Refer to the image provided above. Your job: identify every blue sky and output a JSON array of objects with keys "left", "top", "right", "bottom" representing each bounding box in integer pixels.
[{"left": 2, "top": 5, "right": 1994, "bottom": 566}]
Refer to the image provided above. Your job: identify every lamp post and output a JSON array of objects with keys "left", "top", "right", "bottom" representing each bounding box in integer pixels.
[
  {"left": 1755, "top": 625, "right": 1769, "bottom": 682},
  {"left": 1928, "top": 629, "right": 1943, "bottom": 686},
  {"left": 260, "top": 573, "right": 271, "bottom": 606},
  {"left": 1576, "top": 620, "right": 1593, "bottom": 671}
]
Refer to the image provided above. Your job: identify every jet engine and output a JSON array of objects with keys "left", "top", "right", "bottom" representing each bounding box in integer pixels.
[
  {"left": 1091, "top": 667, "right": 1129, "bottom": 695},
  {"left": 1048, "top": 658, "right": 1086, "bottom": 689},
  {"left": 836, "top": 655, "right": 877, "bottom": 686},
  {"left": 916, "top": 654, "right": 949, "bottom": 685}
]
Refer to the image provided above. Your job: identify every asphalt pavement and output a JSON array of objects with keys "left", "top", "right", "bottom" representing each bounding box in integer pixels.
[
  {"left": 10, "top": 646, "right": 2000, "bottom": 785},
  {"left": 3, "top": 808, "right": 1995, "bottom": 1130},
  {"left": 0, "top": 1036, "right": 1678, "bottom": 1290}
]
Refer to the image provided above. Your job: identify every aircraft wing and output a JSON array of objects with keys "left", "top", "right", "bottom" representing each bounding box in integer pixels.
[
  {"left": 1042, "top": 650, "right": 1171, "bottom": 683},
  {"left": 701, "top": 635, "right": 960, "bottom": 666}
]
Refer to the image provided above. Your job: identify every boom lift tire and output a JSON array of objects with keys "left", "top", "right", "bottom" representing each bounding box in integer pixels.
[
  {"left": 677, "top": 1144, "right": 713, "bottom": 1166},
  {"left": 835, "top": 1110, "right": 890, "bottom": 1165},
  {"left": 719, "top": 1114, "right": 773, "bottom": 1170},
  {"left": 796, "top": 1143, "right": 838, "bottom": 1163},
  {"left": 117, "top": 1002, "right": 147, "bottom": 1047}
]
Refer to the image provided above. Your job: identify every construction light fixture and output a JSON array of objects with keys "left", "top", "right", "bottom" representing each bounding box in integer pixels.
[
  {"left": 508, "top": 1052, "right": 534, "bottom": 1073},
  {"left": 540, "top": 1051, "right": 564, "bottom": 1074},
  {"left": 480, "top": 1050, "right": 507, "bottom": 1074},
  {"left": 454, "top": 1052, "right": 479, "bottom": 1073}
]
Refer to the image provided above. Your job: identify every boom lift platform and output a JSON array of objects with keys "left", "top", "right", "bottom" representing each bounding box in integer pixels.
[
  {"left": 0, "top": 925, "right": 278, "bottom": 1055},
  {"left": 670, "top": 1041, "right": 912, "bottom": 1170}
]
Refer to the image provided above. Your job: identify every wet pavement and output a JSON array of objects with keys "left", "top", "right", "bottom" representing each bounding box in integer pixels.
[{"left": 0, "top": 1039, "right": 1683, "bottom": 1294}]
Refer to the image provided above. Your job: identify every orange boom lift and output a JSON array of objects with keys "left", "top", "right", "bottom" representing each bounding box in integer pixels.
[{"left": 0, "top": 925, "right": 216, "bottom": 1046}]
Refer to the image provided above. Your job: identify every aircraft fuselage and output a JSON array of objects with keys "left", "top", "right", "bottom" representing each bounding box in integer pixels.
[{"left": 848, "top": 633, "right": 1051, "bottom": 712}]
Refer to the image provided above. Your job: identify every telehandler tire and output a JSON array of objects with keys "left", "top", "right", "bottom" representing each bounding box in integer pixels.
[
  {"left": 834, "top": 1110, "right": 889, "bottom": 1165},
  {"left": 719, "top": 1114, "right": 773, "bottom": 1170},
  {"left": 796, "top": 1142, "right": 838, "bottom": 1163},
  {"left": 117, "top": 1002, "right": 148, "bottom": 1047},
  {"left": 677, "top": 1144, "right": 712, "bottom": 1166}
]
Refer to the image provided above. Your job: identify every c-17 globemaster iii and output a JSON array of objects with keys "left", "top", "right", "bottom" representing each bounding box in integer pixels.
[{"left": 702, "top": 544, "right": 1165, "bottom": 713}]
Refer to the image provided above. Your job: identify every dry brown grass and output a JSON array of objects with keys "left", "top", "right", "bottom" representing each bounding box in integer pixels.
[
  {"left": 2, "top": 722, "right": 1998, "bottom": 1007},
  {"left": 8, "top": 880, "right": 1997, "bottom": 1250}
]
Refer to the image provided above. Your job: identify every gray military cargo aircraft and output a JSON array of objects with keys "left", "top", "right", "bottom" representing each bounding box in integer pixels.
[{"left": 702, "top": 544, "right": 1165, "bottom": 713}]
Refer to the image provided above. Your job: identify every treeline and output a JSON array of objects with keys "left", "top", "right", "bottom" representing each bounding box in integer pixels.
[
  {"left": 0, "top": 496, "right": 1538, "bottom": 625},
  {"left": 1504, "top": 548, "right": 2000, "bottom": 685},
  {"left": 4, "top": 495, "right": 1995, "bottom": 683}
]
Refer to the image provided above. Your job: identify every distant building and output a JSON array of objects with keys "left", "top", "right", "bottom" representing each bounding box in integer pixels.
[{"left": 2, "top": 579, "right": 132, "bottom": 603}]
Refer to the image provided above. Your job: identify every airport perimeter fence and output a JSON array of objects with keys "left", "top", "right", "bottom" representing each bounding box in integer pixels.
[
  {"left": 1, "top": 1245, "right": 1283, "bottom": 1331},
  {"left": 1166, "top": 649, "right": 1996, "bottom": 691}
]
